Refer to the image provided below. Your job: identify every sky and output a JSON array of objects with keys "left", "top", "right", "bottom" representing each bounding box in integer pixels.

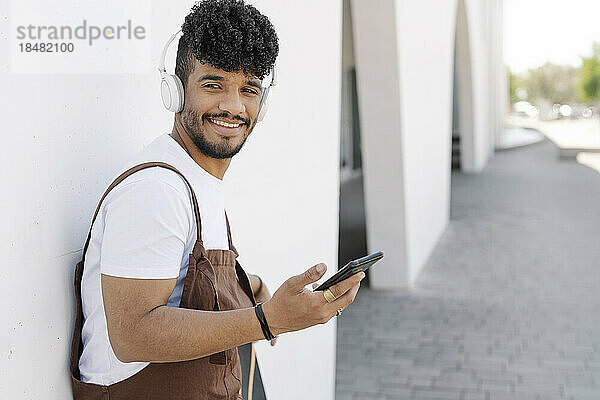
[{"left": 504, "top": 0, "right": 600, "bottom": 73}]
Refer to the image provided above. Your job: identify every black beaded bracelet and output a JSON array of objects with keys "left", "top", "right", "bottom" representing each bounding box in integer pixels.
[
  {"left": 254, "top": 302, "right": 276, "bottom": 341},
  {"left": 255, "top": 303, "right": 272, "bottom": 340}
]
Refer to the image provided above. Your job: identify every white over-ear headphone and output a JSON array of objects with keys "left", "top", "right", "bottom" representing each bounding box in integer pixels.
[{"left": 158, "top": 29, "right": 277, "bottom": 123}]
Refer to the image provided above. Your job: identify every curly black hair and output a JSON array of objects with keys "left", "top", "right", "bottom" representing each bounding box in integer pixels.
[{"left": 175, "top": 0, "right": 279, "bottom": 88}]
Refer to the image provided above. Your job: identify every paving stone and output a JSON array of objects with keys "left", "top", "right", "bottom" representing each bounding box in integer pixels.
[{"left": 336, "top": 141, "right": 600, "bottom": 399}]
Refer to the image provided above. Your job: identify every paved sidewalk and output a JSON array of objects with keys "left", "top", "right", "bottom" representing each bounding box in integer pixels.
[{"left": 336, "top": 140, "right": 600, "bottom": 400}]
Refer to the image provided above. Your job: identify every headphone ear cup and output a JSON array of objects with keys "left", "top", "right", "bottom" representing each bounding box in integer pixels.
[
  {"left": 173, "top": 74, "right": 184, "bottom": 112},
  {"left": 160, "top": 74, "right": 184, "bottom": 112},
  {"left": 256, "top": 87, "right": 270, "bottom": 123}
]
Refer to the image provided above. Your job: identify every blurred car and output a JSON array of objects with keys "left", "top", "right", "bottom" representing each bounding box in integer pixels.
[{"left": 512, "top": 101, "right": 538, "bottom": 118}]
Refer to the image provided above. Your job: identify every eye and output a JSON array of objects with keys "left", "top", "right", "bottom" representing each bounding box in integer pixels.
[
  {"left": 242, "top": 87, "right": 260, "bottom": 96},
  {"left": 203, "top": 83, "right": 221, "bottom": 89}
]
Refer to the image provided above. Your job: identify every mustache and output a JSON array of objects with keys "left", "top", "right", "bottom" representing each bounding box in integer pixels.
[{"left": 202, "top": 112, "right": 250, "bottom": 126}]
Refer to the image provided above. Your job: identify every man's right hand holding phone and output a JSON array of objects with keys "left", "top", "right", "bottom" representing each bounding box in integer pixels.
[{"left": 261, "top": 263, "right": 365, "bottom": 336}]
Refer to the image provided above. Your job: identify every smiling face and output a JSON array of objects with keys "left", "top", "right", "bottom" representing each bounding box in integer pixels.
[{"left": 180, "top": 59, "right": 263, "bottom": 159}]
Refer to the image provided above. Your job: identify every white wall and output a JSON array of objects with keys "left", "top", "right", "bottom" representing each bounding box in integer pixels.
[
  {"left": 352, "top": 0, "right": 456, "bottom": 288},
  {"left": 455, "top": 0, "right": 477, "bottom": 173},
  {"left": 491, "top": 0, "right": 506, "bottom": 150},
  {"left": 351, "top": 0, "right": 504, "bottom": 287},
  {"left": 465, "top": 0, "right": 505, "bottom": 171},
  {"left": 351, "top": 0, "right": 409, "bottom": 289},
  {"left": 395, "top": 0, "right": 457, "bottom": 284},
  {"left": 0, "top": 0, "right": 341, "bottom": 398}
]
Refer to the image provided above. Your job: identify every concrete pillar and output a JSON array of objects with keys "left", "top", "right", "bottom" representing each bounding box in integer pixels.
[
  {"left": 351, "top": 0, "right": 409, "bottom": 288},
  {"left": 455, "top": 0, "right": 476, "bottom": 173}
]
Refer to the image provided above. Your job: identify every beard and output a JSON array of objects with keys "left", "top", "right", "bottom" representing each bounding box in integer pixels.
[{"left": 181, "top": 109, "right": 254, "bottom": 159}]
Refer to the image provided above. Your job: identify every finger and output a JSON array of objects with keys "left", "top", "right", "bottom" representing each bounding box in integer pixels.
[
  {"left": 270, "top": 337, "right": 277, "bottom": 346},
  {"left": 326, "top": 281, "right": 361, "bottom": 315},
  {"left": 323, "top": 271, "right": 364, "bottom": 302},
  {"left": 285, "top": 263, "right": 327, "bottom": 291},
  {"left": 311, "top": 283, "right": 319, "bottom": 289},
  {"left": 319, "top": 285, "right": 360, "bottom": 325}
]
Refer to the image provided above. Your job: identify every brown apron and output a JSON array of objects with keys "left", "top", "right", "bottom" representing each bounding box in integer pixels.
[{"left": 69, "top": 162, "right": 258, "bottom": 399}]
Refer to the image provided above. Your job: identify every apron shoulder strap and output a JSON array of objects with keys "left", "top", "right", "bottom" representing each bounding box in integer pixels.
[
  {"left": 79, "top": 161, "right": 205, "bottom": 264},
  {"left": 224, "top": 212, "right": 238, "bottom": 256}
]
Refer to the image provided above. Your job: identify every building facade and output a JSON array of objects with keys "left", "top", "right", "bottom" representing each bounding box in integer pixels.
[{"left": 0, "top": 0, "right": 503, "bottom": 398}]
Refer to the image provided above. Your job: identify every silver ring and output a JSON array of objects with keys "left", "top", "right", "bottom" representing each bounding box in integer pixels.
[{"left": 336, "top": 308, "right": 343, "bottom": 317}]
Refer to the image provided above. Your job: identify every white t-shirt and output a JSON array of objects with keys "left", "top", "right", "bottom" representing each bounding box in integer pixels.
[{"left": 78, "top": 134, "right": 229, "bottom": 385}]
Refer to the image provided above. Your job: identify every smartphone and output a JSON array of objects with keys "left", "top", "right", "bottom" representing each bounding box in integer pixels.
[{"left": 312, "top": 251, "right": 384, "bottom": 292}]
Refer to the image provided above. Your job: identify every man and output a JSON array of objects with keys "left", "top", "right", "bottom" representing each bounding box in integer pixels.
[{"left": 69, "top": 1, "right": 364, "bottom": 399}]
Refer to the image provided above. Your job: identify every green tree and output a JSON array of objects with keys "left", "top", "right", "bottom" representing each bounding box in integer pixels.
[
  {"left": 578, "top": 42, "right": 600, "bottom": 104},
  {"left": 508, "top": 67, "right": 523, "bottom": 104},
  {"left": 523, "top": 63, "right": 579, "bottom": 105}
]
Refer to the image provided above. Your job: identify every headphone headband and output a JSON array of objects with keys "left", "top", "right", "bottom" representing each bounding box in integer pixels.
[{"left": 158, "top": 29, "right": 183, "bottom": 75}]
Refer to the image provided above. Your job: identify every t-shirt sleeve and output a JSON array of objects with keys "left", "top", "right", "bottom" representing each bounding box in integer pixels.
[{"left": 100, "top": 175, "right": 192, "bottom": 279}]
